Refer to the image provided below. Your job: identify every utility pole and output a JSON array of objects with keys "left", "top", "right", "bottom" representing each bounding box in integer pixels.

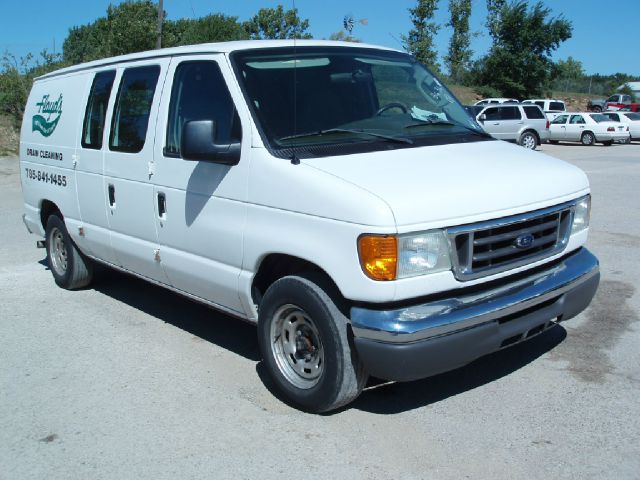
[{"left": 156, "top": 0, "right": 163, "bottom": 49}]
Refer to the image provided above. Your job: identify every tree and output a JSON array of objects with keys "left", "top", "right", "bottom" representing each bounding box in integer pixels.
[
  {"left": 471, "top": 1, "right": 572, "bottom": 98},
  {"left": 486, "top": 0, "right": 506, "bottom": 42},
  {"left": 555, "top": 56, "right": 584, "bottom": 80},
  {"left": 444, "top": 0, "right": 472, "bottom": 83},
  {"left": 0, "top": 50, "right": 63, "bottom": 127},
  {"left": 243, "top": 6, "right": 312, "bottom": 39},
  {"left": 328, "top": 31, "right": 360, "bottom": 43},
  {"left": 402, "top": 0, "right": 440, "bottom": 74},
  {"left": 106, "top": 1, "right": 158, "bottom": 56},
  {"left": 63, "top": 1, "right": 170, "bottom": 63},
  {"left": 177, "top": 14, "right": 249, "bottom": 45}
]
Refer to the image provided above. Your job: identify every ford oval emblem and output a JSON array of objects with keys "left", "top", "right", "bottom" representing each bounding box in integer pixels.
[{"left": 515, "top": 233, "right": 535, "bottom": 249}]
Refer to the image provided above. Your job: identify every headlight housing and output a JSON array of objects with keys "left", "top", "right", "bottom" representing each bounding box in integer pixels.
[
  {"left": 571, "top": 195, "right": 591, "bottom": 234},
  {"left": 358, "top": 230, "right": 452, "bottom": 281}
]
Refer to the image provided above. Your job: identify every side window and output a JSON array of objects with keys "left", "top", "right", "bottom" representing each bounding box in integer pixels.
[
  {"left": 109, "top": 65, "right": 160, "bottom": 153},
  {"left": 523, "top": 106, "right": 545, "bottom": 119},
  {"left": 499, "top": 106, "right": 521, "bottom": 120},
  {"left": 551, "top": 115, "right": 568, "bottom": 124},
  {"left": 569, "top": 115, "right": 585, "bottom": 124},
  {"left": 81, "top": 70, "right": 116, "bottom": 149},
  {"left": 607, "top": 95, "right": 618, "bottom": 103},
  {"left": 549, "top": 102, "right": 565, "bottom": 111},
  {"left": 534, "top": 101, "right": 545, "bottom": 109},
  {"left": 165, "top": 61, "right": 241, "bottom": 157},
  {"left": 483, "top": 107, "right": 500, "bottom": 121},
  {"left": 608, "top": 114, "right": 620, "bottom": 121}
]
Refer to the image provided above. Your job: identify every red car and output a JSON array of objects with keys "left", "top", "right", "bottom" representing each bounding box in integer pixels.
[{"left": 618, "top": 103, "right": 640, "bottom": 112}]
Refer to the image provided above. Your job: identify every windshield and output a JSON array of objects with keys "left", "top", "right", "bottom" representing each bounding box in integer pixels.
[{"left": 231, "top": 47, "right": 489, "bottom": 158}]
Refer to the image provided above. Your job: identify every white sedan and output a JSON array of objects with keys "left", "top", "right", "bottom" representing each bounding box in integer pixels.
[
  {"left": 549, "top": 112, "right": 630, "bottom": 146},
  {"left": 602, "top": 111, "right": 640, "bottom": 141}
]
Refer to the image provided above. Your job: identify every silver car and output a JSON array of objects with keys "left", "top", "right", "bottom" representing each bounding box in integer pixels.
[{"left": 470, "top": 103, "right": 550, "bottom": 149}]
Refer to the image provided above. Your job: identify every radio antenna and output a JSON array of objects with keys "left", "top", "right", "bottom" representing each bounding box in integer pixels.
[{"left": 291, "top": 0, "right": 300, "bottom": 164}]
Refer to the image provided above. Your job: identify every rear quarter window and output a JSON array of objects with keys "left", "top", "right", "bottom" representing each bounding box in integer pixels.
[
  {"left": 523, "top": 106, "right": 545, "bottom": 119},
  {"left": 109, "top": 65, "right": 160, "bottom": 153},
  {"left": 549, "top": 102, "right": 565, "bottom": 111},
  {"left": 499, "top": 106, "right": 521, "bottom": 120},
  {"left": 82, "top": 70, "right": 116, "bottom": 149}
]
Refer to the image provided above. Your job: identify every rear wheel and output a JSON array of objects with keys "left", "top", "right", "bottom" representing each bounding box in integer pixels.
[
  {"left": 592, "top": 106, "right": 602, "bottom": 113},
  {"left": 45, "top": 213, "right": 93, "bottom": 289},
  {"left": 257, "top": 274, "right": 367, "bottom": 412},
  {"left": 581, "top": 131, "right": 595, "bottom": 146},
  {"left": 519, "top": 131, "right": 538, "bottom": 150}
]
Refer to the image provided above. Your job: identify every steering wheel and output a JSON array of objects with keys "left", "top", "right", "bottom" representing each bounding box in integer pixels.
[{"left": 376, "top": 102, "right": 408, "bottom": 116}]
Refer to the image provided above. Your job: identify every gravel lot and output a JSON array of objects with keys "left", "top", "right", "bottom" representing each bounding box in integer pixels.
[{"left": 1, "top": 142, "right": 639, "bottom": 479}]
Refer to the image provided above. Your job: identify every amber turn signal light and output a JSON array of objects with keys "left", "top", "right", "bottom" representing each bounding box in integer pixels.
[{"left": 358, "top": 235, "right": 397, "bottom": 281}]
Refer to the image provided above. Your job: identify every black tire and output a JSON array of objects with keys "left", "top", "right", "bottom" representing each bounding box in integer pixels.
[
  {"left": 581, "top": 131, "right": 595, "bottom": 146},
  {"left": 45, "top": 213, "right": 93, "bottom": 290},
  {"left": 518, "top": 131, "right": 538, "bottom": 149},
  {"left": 257, "top": 274, "right": 367, "bottom": 413},
  {"left": 592, "top": 106, "right": 602, "bottom": 113}
]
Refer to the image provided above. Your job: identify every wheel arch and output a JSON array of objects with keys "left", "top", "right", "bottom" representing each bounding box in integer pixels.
[
  {"left": 521, "top": 129, "right": 540, "bottom": 143},
  {"left": 251, "top": 253, "right": 347, "bottom": 313},
  {"left": 39, "top": 199, "right": 62, "bottom": 229}
]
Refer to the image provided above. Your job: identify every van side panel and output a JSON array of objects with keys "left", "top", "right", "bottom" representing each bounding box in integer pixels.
[
  {"left": 20, "top": 73, "right": 90, "bottom": 238},
  {"left": 73, "top": 68, "right": 118, "bottom": 264}
]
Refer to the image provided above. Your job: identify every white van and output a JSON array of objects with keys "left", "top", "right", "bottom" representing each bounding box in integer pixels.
[{"left": 20, "top": 40, "right": 599, "bottom": 412}]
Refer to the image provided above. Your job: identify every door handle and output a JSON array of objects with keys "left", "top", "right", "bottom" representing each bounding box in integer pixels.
[
  {"left": 108, "top": 184, "right": 116, "bottom": 207},
  {"left": 157, "top": 192, "right": 166, "bottom": 219}
]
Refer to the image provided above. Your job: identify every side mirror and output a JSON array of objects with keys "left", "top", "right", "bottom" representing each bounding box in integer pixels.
[
  {"left": 181, "top": 120, "right": 241, "bottom": 165},
  {"left": 479, "top": 113, "right": 486, "bottom": 123}
]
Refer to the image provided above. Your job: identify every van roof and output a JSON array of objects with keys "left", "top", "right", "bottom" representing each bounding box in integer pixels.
[{"left": 36, "top": 40, "right": 399, "bottom": 80}]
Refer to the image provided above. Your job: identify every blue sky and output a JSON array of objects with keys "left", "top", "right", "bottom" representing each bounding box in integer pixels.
[{"left": 1, "top": 0, "right": 638, "bottom": 77}]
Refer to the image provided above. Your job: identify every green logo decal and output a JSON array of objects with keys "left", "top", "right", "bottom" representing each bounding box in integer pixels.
[{"left": 32, "top": 94, "right": 63, "bottom": 137}]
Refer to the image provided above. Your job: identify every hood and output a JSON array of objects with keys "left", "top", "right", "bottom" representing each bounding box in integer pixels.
[{"left": 303, "top": 140, "right": 589, "bottom": 228}]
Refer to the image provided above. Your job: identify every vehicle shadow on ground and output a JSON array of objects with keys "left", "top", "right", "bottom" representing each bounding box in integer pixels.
[
  {"left": 87, "top": 265, "right": 261, "bottom": 362},
  {"left": 52, "top": 259, "right": 567, "bottom": 415},
  {"left": 349, "top": 325, "right": 566, "bottom": 415}
]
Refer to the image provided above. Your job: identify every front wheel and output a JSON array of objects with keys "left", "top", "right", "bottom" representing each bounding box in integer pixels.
[
  {"left": 257, "top": 275, "right": 367, "bottom": 412},
  {"left": 45, "top": 213, "right": 93, "bottom": 289},
  {"left": 592, "top": 106, "right": 602, "bottom": 113},
  {"left": 519, "top": 131, "right": 538, "bottom": 150},
  {"left": 581, "top": 132, "right": 595, "bottom": 146}
]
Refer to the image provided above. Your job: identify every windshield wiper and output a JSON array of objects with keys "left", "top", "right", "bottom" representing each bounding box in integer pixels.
[
  {"left": 279, "top": 128, "right": 413, "bottom": 145},
  {"left": 404, "top": 119, "right": 456, "bottom": 128},
  {"left": 405, "top": 120, "right": 492, "bottom": 138}
]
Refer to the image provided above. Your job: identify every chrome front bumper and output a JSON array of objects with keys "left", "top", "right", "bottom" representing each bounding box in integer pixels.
[{"left": 350, "top": 248, "right": 599, "bottom": 381}]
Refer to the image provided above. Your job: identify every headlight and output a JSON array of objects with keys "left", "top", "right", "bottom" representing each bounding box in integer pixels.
[
  {"left": 397, "top": 230, "right": 452, "bottom": 278},
  {"left": 571, "top": 195, "right": 591, "bottom": 234},
  {"left": 358, "top": 230, "right": 452, "bottom": 281}
]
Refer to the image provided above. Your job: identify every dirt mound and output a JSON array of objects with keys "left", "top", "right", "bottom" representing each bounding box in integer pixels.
[{"left": 0, "top": 115, "right": 19, "bottom": 156}]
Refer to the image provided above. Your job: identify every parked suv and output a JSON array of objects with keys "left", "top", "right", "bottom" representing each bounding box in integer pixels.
[
  {"left": 522, "top": 99, "right": 566, "bottom": 120},
  {"left": 474, "top": 103, "right": 550, "bottom": 149}
]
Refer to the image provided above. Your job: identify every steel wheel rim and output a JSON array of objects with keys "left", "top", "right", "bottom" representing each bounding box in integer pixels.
[
  {"left": 270, "top": 304, "right": 324, "bottom": 389},
  {"left": 522, "top": 134, "right": 536, "bottom": 149},
  {"left": 49, "top": 227, "right": 68, "bottom": 276},
  {"left": 582, "top": 133, "right": 593, "bottom": 145}
]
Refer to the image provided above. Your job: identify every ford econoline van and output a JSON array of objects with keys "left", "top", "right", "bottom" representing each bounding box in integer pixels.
[{"left": 20, "top": 40, "right": 599, "bottom": 412}]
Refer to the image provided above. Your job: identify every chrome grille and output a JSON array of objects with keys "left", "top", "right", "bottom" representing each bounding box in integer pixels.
[{"left": 448, "top": 202, "right": 574, "bottom": 281}]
